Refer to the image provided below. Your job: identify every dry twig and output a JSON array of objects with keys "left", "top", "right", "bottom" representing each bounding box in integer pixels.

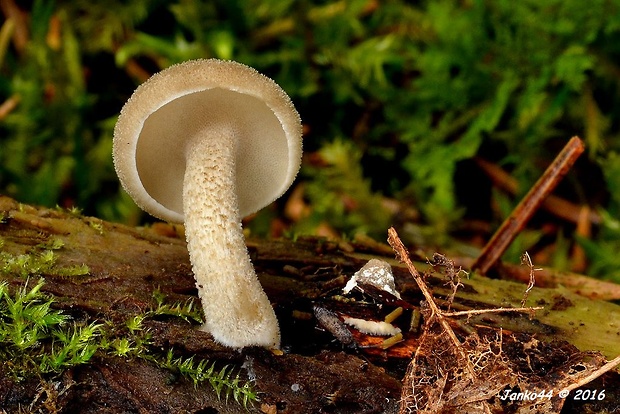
[
  {"left": 442, "top": 306, "right": 543, "bottom": 318},
  {"left": 474, "top": 157, "right": 600, "bottom": 226},
  {"left": 388, "top": 227, "right": 477, "bottom": 378},
  {"left": 472, "top": 136, "right": 585, "bottom": 275},
  {"left": 560, "top": 354, "right": 620, "bottom": 394},
  {"left": 520, "top": 252, "right": 539, "bottom": 308}
]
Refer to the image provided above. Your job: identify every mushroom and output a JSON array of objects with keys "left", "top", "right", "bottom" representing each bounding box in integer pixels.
[{"left": 113, "top": 59, "right": 302, "bottom": 349}]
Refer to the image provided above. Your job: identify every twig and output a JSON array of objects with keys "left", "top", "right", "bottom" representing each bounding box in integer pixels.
[
  {"left": 561, "top": 354, "right": 620, "bottom": 393},
  {"left": 0, "top": 0, "right": 29, "bottom": 53},
  {"left": 472, "top": 136, "right": 585, "bottom": 275},
  {"left": 388, "top": 228, "right": 439, "bottom": 315},
  {"left": 124, "top": 58, "right": 152, "bottom": 83},
  {"left": 387, "top": 227, "right": 477, "bottom": 377},
  {"left": 474, "top": 157, "right": 600, "bottom": 225},
  {"left": 520, "top": 252, "right": 539, "bottom": 307},
  {"left": 0, "top": 94, "right": 20, "bottom": 120},
  {"left": 571, "top": 205, "right": 592, "bottom": 272},
  {"left": 442, "top": 306, "right": 543, "bottom": 317},
  {"left": 432, "top": 253, "right": 464, "bottom": 311}
]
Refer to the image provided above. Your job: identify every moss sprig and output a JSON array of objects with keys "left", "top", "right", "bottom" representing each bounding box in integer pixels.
[
  {"left": 156, "top": 349, "right": 259, "bottom": 409},
  {"left": 149, "top": 288, "right": 203, "bottom": 324},
  {"left": 39, "top": 322, "right": 103, "bottom": 373}
]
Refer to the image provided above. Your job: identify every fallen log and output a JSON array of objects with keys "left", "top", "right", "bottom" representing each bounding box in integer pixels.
[{"left": 0, "top": 195, "right": 618, "bottom": 413}]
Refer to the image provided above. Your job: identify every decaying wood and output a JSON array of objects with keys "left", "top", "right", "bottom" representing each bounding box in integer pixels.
[{"left": 0, "top": 195, "right": 619, "bottom": 413}]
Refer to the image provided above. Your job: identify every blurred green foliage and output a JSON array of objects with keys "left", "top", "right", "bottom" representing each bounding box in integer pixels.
[{"left": 1, "top": 0, "right": 620, "bottom": 278}]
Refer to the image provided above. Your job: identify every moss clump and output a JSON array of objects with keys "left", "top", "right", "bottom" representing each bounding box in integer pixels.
[
  {"left": 0, "top": 279, "right": 98, "bottom": 379},
  {"left": 0, "top": 249, "right": 90, "bottom": 278},
  {"left": 0, "top": 279, "right": 257, "bottom": 408}
]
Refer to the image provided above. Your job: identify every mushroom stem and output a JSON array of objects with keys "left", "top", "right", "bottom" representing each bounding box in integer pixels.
[{"left": 183, "top": 128, "right": 280, "bottom": 349}]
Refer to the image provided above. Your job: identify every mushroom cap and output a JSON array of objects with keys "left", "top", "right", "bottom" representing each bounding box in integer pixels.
[{"left": 113, "top": 59, "right": 303, "bottom": 223}]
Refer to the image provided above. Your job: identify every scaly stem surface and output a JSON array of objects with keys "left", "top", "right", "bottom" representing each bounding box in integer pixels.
[{"left": 183, "top": 129, "right": 280, "bottom": 348}]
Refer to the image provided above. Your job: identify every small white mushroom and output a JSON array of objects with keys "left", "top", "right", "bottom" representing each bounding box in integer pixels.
[
  {"left": 113, "top": 59, "right": 302, "bottom": 349},
  {"left": 343, "top": 258, "right": 401, "bottom": 299}
]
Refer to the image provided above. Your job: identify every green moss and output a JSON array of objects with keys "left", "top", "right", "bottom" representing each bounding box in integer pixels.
[
  {"left": 0, "top": 279, "right": 257, "bottom": 407},
  {"left": 0, "top": 233, "right": 90, "bottom": 279},
  {"left": 296, "top": 139, "right": 392, "bottom": 239},
  {"left": 56, "top": 205, "right": 83, "bottom": 217},
  {"left": 36, "top": 237, "right": 65, "bottom": 250},
  {"left": 155, "top": 350, "right": 258, "bottom": 409},
  {"left": 86, "top": 218, "right": 105, "bottom": 235},
  {"left": 150, "top": 288, "right": 203, "bottom": 324},
  {"left": 0, "top": 250, "right": 90, "bottom": 279},
  {"left": 0, "top": 279, "right": 90, "bottom": 379}
]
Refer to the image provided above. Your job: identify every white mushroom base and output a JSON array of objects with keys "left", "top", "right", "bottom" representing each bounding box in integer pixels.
[{"left": 183, "top": 131, "right": 280, "bottom": 349}]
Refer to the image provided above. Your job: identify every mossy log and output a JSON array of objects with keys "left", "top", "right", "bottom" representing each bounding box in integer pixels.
[{"left": 0, "top": 195, "right": 619, "bottom": 413}]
